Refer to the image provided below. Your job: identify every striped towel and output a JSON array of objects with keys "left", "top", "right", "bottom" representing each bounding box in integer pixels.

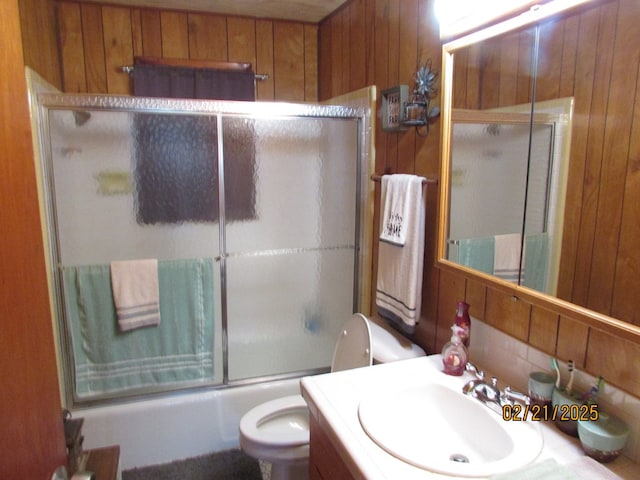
[
  {"left": 376, "top": 174, "right": 426, "bottom": 334},
  {"left": 493, "top": 233, "right": 522, "bottom": 283},
  {"left": 110, "top": 259, "right": 161, "bottom": 331}
]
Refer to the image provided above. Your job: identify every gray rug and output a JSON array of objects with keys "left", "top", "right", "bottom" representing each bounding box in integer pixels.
[{"left": 122, "top": 449, "right": 262, "bottom": 480}]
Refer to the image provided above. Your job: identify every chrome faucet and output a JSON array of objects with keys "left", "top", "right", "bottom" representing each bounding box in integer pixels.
[{"left": 462, "top": 363, "right": 530, "bottom": 415}]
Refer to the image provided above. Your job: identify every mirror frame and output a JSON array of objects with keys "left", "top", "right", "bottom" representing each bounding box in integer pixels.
[{"left": 436, "top": 0, "right": 640, "bottom": 344}]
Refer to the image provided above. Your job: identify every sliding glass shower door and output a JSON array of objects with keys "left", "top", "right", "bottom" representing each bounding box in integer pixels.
[
  {"left": 35, "top": 94, "right": 367, "bottom": 404},
  {"left": 223, "top": 116, "right": 359, "bottom": 380}
]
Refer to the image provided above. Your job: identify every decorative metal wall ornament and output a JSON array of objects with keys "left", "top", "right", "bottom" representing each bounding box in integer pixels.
[{"left": 403, "top": 58, "right": 441, "bottom": 136}]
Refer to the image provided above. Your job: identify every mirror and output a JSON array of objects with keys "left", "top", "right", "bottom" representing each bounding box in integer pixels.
[
  {"left": 448, "top": 100, "right": 572, "bottom": 297},
  {"left": 438, "top": 0, "right": 640, "bottom": 331}
]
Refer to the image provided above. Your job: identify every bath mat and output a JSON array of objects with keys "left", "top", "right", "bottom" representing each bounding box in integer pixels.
[{"left": 121, "top": 449, "right": 262, "bottom": 480}]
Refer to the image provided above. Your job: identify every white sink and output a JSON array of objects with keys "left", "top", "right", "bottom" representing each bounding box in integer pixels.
[{"left": 358, "top": 382, "right": 543, "bottom": 477}]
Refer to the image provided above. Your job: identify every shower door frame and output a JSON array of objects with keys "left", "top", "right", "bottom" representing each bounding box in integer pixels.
[{"left": 33, "top": 93, "right": 372, "bottom": 407}]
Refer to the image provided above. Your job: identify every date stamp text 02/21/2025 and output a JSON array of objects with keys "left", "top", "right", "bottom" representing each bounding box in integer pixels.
[{"left": 502, "top": 403, "right": 599, "bottom": 422}]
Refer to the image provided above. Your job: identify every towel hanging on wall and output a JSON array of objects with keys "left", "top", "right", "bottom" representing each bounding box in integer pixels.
[
  {"left": 63, "top": 258, "right": 215, "bottom": 399},
  {"left": 110, "top": 259, "right": 161, "bottom": 331},
  {"left": 375, "top": 174, "right": 427, "bottom": 335},
  {"left": 493, "top": 233, "right": 522, "bottom": 283},
  {"left": 379, "top": 174, "right": 424, "bottom": 246}
]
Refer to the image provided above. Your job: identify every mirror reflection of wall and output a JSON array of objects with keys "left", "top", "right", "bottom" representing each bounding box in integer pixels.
[
  {"left": 442, "top": 0, "right": 640, "bottom": 328},
  {"left": 448, "top": 98, "right": 573, "bottom": 297},
  {"left": 448, "top": 119, "right": 553, "bottom": 292}
]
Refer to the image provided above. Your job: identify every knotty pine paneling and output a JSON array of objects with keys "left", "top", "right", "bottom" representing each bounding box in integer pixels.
[
  {"left": 586, "top": 329, "right": 640, "bottom": 398},
  {"left": 528, "top": 306, "right": 559, "bottom": 356},
  {"left": 58, "top": 2, "right": 86, "bottom": 93},
  {"left": 227, "top": 17, "right": 256, "bottom": 66},
  {"left": 102, "top": 6, "right": 134, "bottom": 94},
  {"left": 256, "top": 20, "right": 275, "bottom": 100},
  {"left": 160, "top": 11, "right": 189, "bottom": 58},
  {"left": 56, "top": 1, "right": 318, "bottom": 101},
  {"left": 588, "top": 0, "right": 640, "bottom": 315},
  {"left": 556, "top": 316, "right": 589, "bottom": 369},
  {"left": 138, "top": 9, "right": 163, "bottom": 57},
  {"left": 556, "top": 5, "right": 599, "bottom": 302},
  {"left": 18, "top": 0, "right": 61, "bottom": 88},
  {"left": 303, "top": 24, "right": 318, "bottom": 102},
  {"left": 485, "top": 289, "right": 531, "bottom": 342},
  {"left": 569, "top": 2, "right": 616, "bottom": 309},
  {"left": 187, "top": 14, "right": 228, "bottom": 61},
  {"left": 273, "top": 21, "right": 305, "bottom": 101},
  {"left": 81, "top": 3, "right": 107, "bottom": 93}
]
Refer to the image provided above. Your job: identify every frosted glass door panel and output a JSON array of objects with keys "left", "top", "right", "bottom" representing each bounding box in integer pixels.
[
  {"left": 449, "top": 122, "right": 531, "bottom": 241},
  {"left": 223, "top": 116, "right": 359, "bottom": 253},
  {"left": 48, "top": 109, "right": 221, "bottom": 265},
  {"left": 523, "top": 124, "right": 554, "bottom": 234},
  {"left": 226, "top": 249, "right": 355, "bottom": 380},
  {"left": 224, "top": 115, "right": 359, "bottom": 380},
  {"left": 47, "top": 108, "right": 224, "bottom": 392}
]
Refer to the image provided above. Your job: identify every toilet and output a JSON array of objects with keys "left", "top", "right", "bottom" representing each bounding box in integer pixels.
[{"left": 239, "top": 313, "right": 426, "bottom": 480}]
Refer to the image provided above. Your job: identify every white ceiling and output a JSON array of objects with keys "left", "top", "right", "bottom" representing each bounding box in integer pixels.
[{"left": 77, "top": 0, "right": 349, "bottom": 23}]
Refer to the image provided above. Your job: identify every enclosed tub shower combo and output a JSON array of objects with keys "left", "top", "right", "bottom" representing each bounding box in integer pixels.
[{"left": 31, "top": 90, "right": 373, "bottom": 468}]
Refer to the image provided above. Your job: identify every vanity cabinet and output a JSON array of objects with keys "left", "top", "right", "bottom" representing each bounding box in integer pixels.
[{"left": 309, "top": 416, "right": 355, "bottom": 480}]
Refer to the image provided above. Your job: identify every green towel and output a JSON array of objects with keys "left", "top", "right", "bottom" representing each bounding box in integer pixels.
[
  {"left": 63, "top": 258, "right": 215, "bottom": 399},
  {"left": 458, "top": 233, "right": 549, "bottom": 292},
  {"left": 523, "top": 232, "right": 549, "bottom": 292},
  {"left": 458, "top": 236, "right": 495, "bottom": 275}
]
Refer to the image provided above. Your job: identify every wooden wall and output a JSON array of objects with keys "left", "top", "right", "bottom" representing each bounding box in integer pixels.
[
  {"left": 56, "top": 1, "right": 318, "bottom": 101},
  {"left": 19, "top": 0, "right": 62, "bottom": 88},
  {"left": 318, "top": 0, "right": 443, "bottom": 352},
  {"left": 1, "top": 0, "right": 68, "bottom": 477},
  {"left": 319, "top": 0, "right": 640, "bottom": 398}
]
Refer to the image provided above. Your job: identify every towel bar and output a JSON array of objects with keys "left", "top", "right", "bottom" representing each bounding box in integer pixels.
[{"left": 370, "top": 174, "right": 438, "bottom": 185}]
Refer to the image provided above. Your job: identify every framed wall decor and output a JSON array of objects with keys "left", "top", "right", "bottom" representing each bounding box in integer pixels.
[{"left": 381, "top": 85, "right": 409, "bottom": 132}]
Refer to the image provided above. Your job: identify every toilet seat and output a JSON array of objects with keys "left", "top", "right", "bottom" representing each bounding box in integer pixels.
[
  {"left": 240, "top": 395, "right": 309, "bottom": 448},
  {"left": 239, "top": 395, "right": 310, "bottom": 463}
]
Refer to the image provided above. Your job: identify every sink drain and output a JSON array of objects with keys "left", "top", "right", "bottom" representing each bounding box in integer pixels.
[{"left": 449, "top": 453, "right": 470, "bottom": 463}]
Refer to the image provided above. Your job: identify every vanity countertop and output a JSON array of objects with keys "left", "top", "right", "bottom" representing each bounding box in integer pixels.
[{"left": 300, "top": 355, "right": 640, "bottom": 479}]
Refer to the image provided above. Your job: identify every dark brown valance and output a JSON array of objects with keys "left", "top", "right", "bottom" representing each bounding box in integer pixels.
[
  {"left": 131, "top": 58, "right": 256, "bottom": 225},
  {"left": 132, "top": 57, "right": 256, "bottom": 101}
]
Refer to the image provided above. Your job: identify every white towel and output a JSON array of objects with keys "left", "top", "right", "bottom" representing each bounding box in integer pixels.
[
  {"left": 110, "top": 259, "right": 161, "bottom": 332},
  {"left": 376, "top": 174, "right": 426, "bottom": 334},
  {"left": 493, "top": 233, "right": 522, "bottom": 283},
  {"left": 379, "top": 174, "right": 422, "bottom": 246}
]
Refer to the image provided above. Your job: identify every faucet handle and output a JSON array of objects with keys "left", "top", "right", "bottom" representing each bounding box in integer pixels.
[
  {"left": 503, "top": 386, "right": 531, "bottom": 406},
  {"left": 465, "top": 362, "right": 485, "bottom": 380}
]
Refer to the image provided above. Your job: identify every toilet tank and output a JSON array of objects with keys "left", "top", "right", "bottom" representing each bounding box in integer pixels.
[{"left": 368, "top": 319, "right": 426, "bottom": 363}]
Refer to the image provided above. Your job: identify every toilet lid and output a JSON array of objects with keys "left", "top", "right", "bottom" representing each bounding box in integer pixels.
[{"left": 331, "top": 313, "right": 372, "bottom": 372}]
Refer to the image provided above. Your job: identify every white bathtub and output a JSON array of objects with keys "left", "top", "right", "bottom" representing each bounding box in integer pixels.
[{"left": 74, "top": 377, "right": 302, "bottom": 470}]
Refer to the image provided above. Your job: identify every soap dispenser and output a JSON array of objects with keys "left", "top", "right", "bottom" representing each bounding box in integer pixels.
[{"left": 441, "top": 325, "right": 468, "bottom": 376}]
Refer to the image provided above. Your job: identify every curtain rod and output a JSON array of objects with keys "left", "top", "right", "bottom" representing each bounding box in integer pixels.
[
  {"left": 121, "top": 65, "right": 269, "bottom": 81},
  {"left": 370, "top": 174, "right": 438, "bottom": 185}
]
